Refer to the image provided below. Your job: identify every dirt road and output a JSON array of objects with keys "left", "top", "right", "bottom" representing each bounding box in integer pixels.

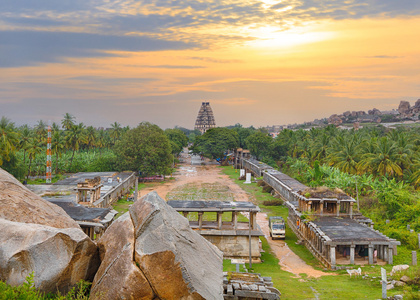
[{"left": 140, "top": 153, "right": 331, "bottom": 278}]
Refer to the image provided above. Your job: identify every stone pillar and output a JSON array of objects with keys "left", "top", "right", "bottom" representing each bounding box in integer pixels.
[
  {"left": 250, "top": 212, "right": 257, "bottom": 230},
  {"left": 388, "top": 247, "right": 393, "bottom": 264},
  {"left": 368, "top": 245, "right": 374, "bottom": 265},
  {"left": 330, "top": 246, "right": 336, "bottom": 266},
  {"left": 135, "top": 177, "right": 138, "bottom": 201},
  {"left": 308, "top": 201, "right": 312, "bottom": 212},
  {"left": 198, "top": 212, "right": 203, "bottom": 230},
  {"left": 244, "top": 173, "right": 251, "bottom": 184},
  {"left": 240, "top": 169, "right": 245, "bottom": 177},
  {"left": 412, "top": 251, "right": 417, "bottom": 266},
  {"left": 232, "top": 212, "right": 238, "bottom": 230},
  {"left": 336, "top": 201, "right": 341, "bottom": 217},
  {"left": 217, "top": 212, "right": 223, "bottom": 229},
  {"left": 384, "top": 246, "right": 388, "bottom": 262},
  {"left": 350, "top": 202, "right": 353, "bottom": 219},
  {"left": 350, "top": 245, "right": 355, "bottom": 265},
  {"left": 394, "top": 245, "right": 398, "bottom": 256},
  {"left": 320, "top": 201, "right": 324, "bottom": 215}
]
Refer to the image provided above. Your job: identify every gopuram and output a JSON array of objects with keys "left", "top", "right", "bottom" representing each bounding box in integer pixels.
[{"left": 194, "top": 101, "right": 216, "bottom": 133}]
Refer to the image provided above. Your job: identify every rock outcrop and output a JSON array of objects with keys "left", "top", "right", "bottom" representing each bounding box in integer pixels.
[
  {"left": 398, "top": 101, "right": 411, "bottom": 114},
  {"left": 0, "top": 218, "right": 98, "bottom": 293},
  {"left": 0, "top": 168, "right": 79, "bottom": 229},
  {"left": 0, "top": 168, "right": 99, "bottom": 293},
  {"left": 91, "top": 191, "right": 224, "bottom": 300}
]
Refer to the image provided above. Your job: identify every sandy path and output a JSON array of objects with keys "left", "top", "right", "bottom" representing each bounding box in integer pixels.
[{"left": 140, "top": 152, "right": 331, "bottom": 278}]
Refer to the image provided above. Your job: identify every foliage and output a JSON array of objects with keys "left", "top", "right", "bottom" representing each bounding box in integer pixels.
[
  {"left": 192, "top": 127, "right": 239, "bottom": 159},
  {"left": 245, "top": 131, "right": 272, "bottom": 160},
  {"left": 114, "top": 122, "right": 173, "bottom": 176},
  {"left": 165, "top": 128, "right": 188, "bottom": 156}
]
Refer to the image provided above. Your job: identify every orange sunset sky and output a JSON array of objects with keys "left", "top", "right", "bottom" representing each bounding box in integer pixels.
[{"left": 1, "top": 0, "right": 420, "bottom": 129}]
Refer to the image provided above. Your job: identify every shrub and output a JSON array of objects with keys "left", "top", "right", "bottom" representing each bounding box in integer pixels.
[{"left": 262, "top": 185, "right": 273, "bottom": 193}]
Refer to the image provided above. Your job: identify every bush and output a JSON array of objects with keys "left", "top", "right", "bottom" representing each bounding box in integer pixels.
[
  {"left": 383, "top": 228, "right": 418, "bottom": 250},
  {"left": 262, "top": 185, "right": 273, "bottom": 193}
]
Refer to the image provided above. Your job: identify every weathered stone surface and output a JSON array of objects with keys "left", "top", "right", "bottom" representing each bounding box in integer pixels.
[
  {"left": 398, "top": 100, "right": 411, "bottom": 114},
  {"left": 0, "top": 218, "right": 98, "bottom": 294},
  {"left": 130, "top": 191, "right": 224, "bottom": 299},
  {"left": 328, "top": 114, "right": 342, "bottom": 126},
  {"left": 90, "top": 212, "right": 155, "bottom": 300},
  {"left": 400, "top": 275, "right": 411, "bottom": 282},
  {"left": 0, "top": 168, "right": 79, "bottom": 229}
]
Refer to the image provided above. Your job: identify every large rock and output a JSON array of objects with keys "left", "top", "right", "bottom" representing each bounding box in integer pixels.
[
  {"left": 0, "top": 168, "right": 79, "bottom": 229},
  {"left": 131, "top": 192, "right": 223, "bottom": 299},
  {"left": 0, "top": 218, "right": 99, "bottom": 294},
  {"left": 91, "top": 191, "right": 224, "bottom": 299},
  {"left": 398, "top": 100, "right": 411, "bottom": 114},
  {"left": 90, "top": 212, "right": 155, "bottom": 299}
]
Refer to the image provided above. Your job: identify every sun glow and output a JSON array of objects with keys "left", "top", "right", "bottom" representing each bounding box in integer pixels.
[{"left": 247, "top": 25, "right": 335, "bottom": 49}]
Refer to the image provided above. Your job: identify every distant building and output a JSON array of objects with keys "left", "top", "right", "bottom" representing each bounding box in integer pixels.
[{"left": 194, "top": 102, "right": 216, "bottom": 134}]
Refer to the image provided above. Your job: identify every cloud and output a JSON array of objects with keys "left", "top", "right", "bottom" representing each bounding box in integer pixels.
[
  {"left": 367, "top": 55, "right": 401, "bottom": 59},
  {"left": 0, "top": 30, "right": 194, "bottom": 67}
]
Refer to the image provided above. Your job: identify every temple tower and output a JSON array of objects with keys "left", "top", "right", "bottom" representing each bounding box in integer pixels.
[{"left": 194, "top": 102, "right": 216, "bottom": 134}]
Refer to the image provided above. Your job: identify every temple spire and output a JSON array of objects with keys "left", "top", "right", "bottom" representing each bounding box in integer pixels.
[{"left": 194, "top": 102, "right": 216, "bottom": 133}]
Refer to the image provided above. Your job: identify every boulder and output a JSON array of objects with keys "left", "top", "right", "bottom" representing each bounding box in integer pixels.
[
  {"left": 130, "top": 192, "right": 224, "bottom": 299},
  {"left": 398, "top": 101, "right": 411, "bottom": 114},
  {"left": 400, "top": 275, "right": 411, "bottom": 282},
  {"left": 0, "top": 218, "right": 99, "bottom": 294},
  {"left": 90, "top": 212, "right": 155, "bottom": 299},
  {"left": 328, "top": 114, "right": 342, "bottom": 126},
  {"left": 0, "top": 168, "right": 80, "bottom": 229}
]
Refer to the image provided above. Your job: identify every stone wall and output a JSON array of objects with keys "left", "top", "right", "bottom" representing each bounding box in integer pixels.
[{"left": 93, "top": 172, "right": 136, "bottom": 208}]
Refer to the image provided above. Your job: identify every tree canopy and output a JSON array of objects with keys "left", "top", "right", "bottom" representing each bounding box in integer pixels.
[
  {"left": 114, "top": 122, "right": 173, "bottom": 176},
  {"left": 193, "top": 127, "right": 239, "bottom": 159}
]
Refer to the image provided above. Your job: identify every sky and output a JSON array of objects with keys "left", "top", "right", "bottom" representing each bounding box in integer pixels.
[{"left": 1, "top": 0, "right": 420, "bottom": 129}]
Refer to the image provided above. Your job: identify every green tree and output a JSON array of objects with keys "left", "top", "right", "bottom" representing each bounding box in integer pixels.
[
  {"left": 26, "top": 138, "right": 42, "bottom": 179},
  {"left": 0, "top": 117, "right": 19, "bottom": 166},
  {"left": 65, "top": 123, "right": 87, "bottom": 171},
  {"left": 165, "top": 128, "right": 188, "bottom": 156},
  {"left": 51, "top": 131, "right": 64, "bottom": 174},
  {"left": 245, "top": 131, "right": 272, "bottom": 160},
  {"left": 194, "top": 127, "right": 239, "bottom": 159},
  {"left": 114, "top": 122, "right": 173, "bottom": 176},
  {"left": 327, "top": 135, "right": 361, "bottom": 174},
  {"left": 110, "top": 122, "right": 122, "bottom": 145},
  {"left": 61, "top": 113, "right": 75, "bottom": 130}
]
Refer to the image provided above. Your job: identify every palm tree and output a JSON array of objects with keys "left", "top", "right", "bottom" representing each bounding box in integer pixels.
[
  {"left": 110, "top": 122, "right": 122, "bottom": 145},
  {"left": 85, "top": 126, "right": 97, "bottom": 150},
  {"left": 18, "top": 125, "right": 32, "bottom": 164},
  {"left": 65, "top": 123, "right": 87, "bottom": 170},
  {"left": 357, "top": 136, "right": 402, "bottom": 177},
  {"left": 26, "top": 138, "right": 43, "bottom": 179},
  {"left": 51, "top": 131, "right": 64, "bottom": 174},
  {"left": 0, "top": 116, "right": 19, "bottom": 166},
  {"left": 61, "top": 113, "right": 75, "bottom": 130},
  {"left": 327, "top": 135, "right": 361, "bottom": 174}
]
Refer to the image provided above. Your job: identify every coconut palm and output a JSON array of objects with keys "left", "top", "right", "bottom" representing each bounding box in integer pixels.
[
  {"left": 357, "top": 136, "right": 402, "bottom": 177},
  {"left": 51, "top": 131, "right": 64, "bottom": 174},
  {"left": 327, "top": 135, "right": 361, "bottom": 175},
  {"left": 18, "top": 125, "right": 32, "bottom": 164},
  {"left": 61, "top": 113, "right": 75, "bottom": 130},
  {"left": 26, "top": 138, "right": 43, "bottom": 179},
  {"left": 0, "top": 117, "right": 19, "bottom": 166},
  {"left": 110, "top": 122, "right": 122, "bottom": 145},
  {"left": 65, "top": 123, "right": 87, "bottom": 170},
  {"left": 85, "top": 126, "right": 97, "bottom": 150}
]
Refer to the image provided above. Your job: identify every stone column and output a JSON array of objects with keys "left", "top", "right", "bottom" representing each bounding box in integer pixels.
[
  {"left": 388, "top": 247, "right": 393, "bottom": 264},
  {"left": 330, "top": 246, "right": 336, "bottom": 266},
  {"left": 250, "top": 212, "right": 257, "bottom": 230},
  {"left": 198, "top": 212, "right": 203, "bottom": 230},
  {"left": 232, "top": 212, "right": 238, "bottom": 230},
  {"left": 412, "top": 251, "right": 417, "bottom": 266},
  {"left": 350, "top": 202, "right": 353, "bottom": 219},
  {"left": 135, "top": 177, "right": 138, "bottom": 201},
  {"left": 384, "top": 246, "right": 388, "bottom": 262},
  {"left": 217, "top": 212, "right": 223, "bottom": 229},
  {"left": 394, "top": 245, "right": 398, "bottom": 256},
  {"left": 350, "top": 245, "right": 355, "bottom": 265},
  {"left": 336, "top": 201, "right": 341, "bottom": 217},
  {"left": 320, "top": 201, "right": 324, "bottom": 215},
  {"left": 368, "top": 245, "right": 374, "bottom": 265}
]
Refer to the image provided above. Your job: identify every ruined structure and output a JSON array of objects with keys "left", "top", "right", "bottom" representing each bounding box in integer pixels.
[
  {"left": 235, "top": 152, "right": 400, "bottom": 269},
  {"left": 76, "top": 176, "right": 102, "bottom": 205},
  {"left": 168, "top": 200, "right": 264, "bottom": 262},
  {"left": 195, "top": 101, "right": 216, "bottom": 133}
]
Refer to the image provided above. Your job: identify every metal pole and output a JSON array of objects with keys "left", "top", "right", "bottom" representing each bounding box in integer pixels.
[{"left": 248, "top": 209, "right": 252, "bottom": 269}]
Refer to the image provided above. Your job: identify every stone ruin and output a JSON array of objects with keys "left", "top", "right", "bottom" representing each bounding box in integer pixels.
[
  {"left": 195, "top": 101, "right": 216, "bottom": 134},
  {"left": 0, "top": 168, "right": 224, "bottom": 298},
  {"left": 223, "top": 272, "right": 280, "bottom": 300},
  {"left": 76, "top": 176, "right": 102, "bottom": 205}
]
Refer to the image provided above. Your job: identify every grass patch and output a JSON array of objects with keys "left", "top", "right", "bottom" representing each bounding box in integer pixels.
[{"left": 166, "top": 182, "right": 234, "bottom": 201}]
